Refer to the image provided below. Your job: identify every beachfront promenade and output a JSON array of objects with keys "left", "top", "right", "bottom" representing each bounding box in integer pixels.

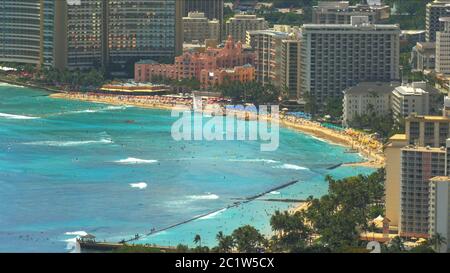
[{"left": 51, "top": 92, "right": 385, "bottom": 169}]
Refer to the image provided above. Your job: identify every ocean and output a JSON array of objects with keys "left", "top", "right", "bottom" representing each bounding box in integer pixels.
[{"left": 0, "top": 83, "right": 375, "bottom": 252}]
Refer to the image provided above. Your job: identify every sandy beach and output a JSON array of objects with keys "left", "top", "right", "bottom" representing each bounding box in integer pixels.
[
  {"left": 279, "top": 118, "right": 385, "bottom": 168},
  {"left": 51, "top": 92, "right": 385, "bottom": 168},
  {"left": 50, "top": 92, "right": 192, "bottom": 112}
]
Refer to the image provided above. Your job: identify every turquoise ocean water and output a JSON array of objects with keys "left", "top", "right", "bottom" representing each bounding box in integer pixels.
[{"left": 0, "top": 83, "right": 374, "bottom": 252}]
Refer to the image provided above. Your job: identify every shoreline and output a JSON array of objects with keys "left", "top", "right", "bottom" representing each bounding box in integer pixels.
[
  {"left": 1, "top": 84, "right": 384, "bottom": 246},
  {"left": 0, "top": 77, "right": 62, "bottom": 93},
  {"left": 51, "top": 91, "right": 385, "bottom": 217},
  {"left": 1, "top": 80, "right": 385, "bottom": 166},
  {"left": 278, "top": 119, "right": 384, "bottom": 168},
  {"left": 50, "top": 92, "right": 385, "bottom": 167},
  {"left": 25, "top": 88, "right": 384, "bottom": 216},
  {"left": 50, "top": 92, "right": 188, "bottom": 111}
]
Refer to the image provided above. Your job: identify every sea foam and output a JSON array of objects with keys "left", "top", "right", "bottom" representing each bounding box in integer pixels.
[
  {"left": 23, "top": 138, "right": 113, "bottom": 147},
  {"left": 59, "top": 105, "right": 129, "bottom": 116},
  {"left": 274, "top": 164, "right": 309, "bottom": 171},
  {"left": 64, "top": 231, "right": 86, "bottom": 253},
  {"left": 199, "top": 208, "right": 227, "bottom": 220},
  {"left": 188, "top": 193, "right": 219, "bottom": 200},
  {"left": 115, "top": 158, "right": 158, "bottom": 164},
  {"left": 105, "top": 105, "right": 130, "bottom": 111},
  {"left": 62, "top": 109, "right": 102, "bottom": 115},
  {"left": 64, "top": 231, "right": 88, "bottom": 236},
  {"left": 130, "top": 182, "right": 148, "bottom": 189},
  {"left": 0, "top": 83, "right": 24, "bottom": 88},
  {"left": 0, "top": 112, "right": 39, "bottom": 120},
  {"left": 228, "top": 159, "right": 279, "bottom": 164}
]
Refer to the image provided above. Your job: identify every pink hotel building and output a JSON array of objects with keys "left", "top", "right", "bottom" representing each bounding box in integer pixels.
[{"left": 134, "top": 36, "right": 255, "bottom": 88}]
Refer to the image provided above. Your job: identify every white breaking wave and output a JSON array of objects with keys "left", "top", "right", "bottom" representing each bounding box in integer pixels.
[
  {"left": 310, "top": 135, "right": 329, "bottom": 143},
  {"left": 62, "top": 109, "right": 102, "bottom": 115},
  {"left": 0, "top": 112, "right": 39, "bottom": 120},
  {"left": 0, "top": 82, "right": 24, "bottom": 88},
  {"left": 228, "top": 159, "right": 279, "bottom": 164},
  {"left": 65, "top": 231, "right": 88, "bottom": 236},
  {"left": 23, "top": 138, "right": 113, "bottom": 147},
  {"left": 130, "top": 182, "right": 148, "bottom": 189},
  {"left": 59, "top": 105, "right": 130, "bottom": 116},
  {"left": 274, "top": 164, "right": 309, "bottom": 171},
  {"left": 199, "top": 208, "right": 227, "bottom": 220},
  {"left": 64, "top": 231, "right": 86, "bottom": 253},
  {"left": 105, "top": 105, "right": 129, "bottom": 111},
  {"left": 188, "top": 193, "right": 219, "bottom": 200},
  {"left": 115, "top": 158, "right": 158, "bottom": 164},
  {"left": 64, "top": 237, "right": 79, "bottom": 252},
  {"left": 270, "top": 191, "right": 281, "bottom": 195}
]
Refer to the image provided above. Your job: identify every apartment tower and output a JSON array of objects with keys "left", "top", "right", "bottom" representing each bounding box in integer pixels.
[
  {"left": 247, "top": 30, "right": 289, "bottom": 87},
  {"left": 183, "top": 12, "right": 220, "bottom": 43},
  {"left": 184, "top": 0, "right": 224, "bottom": 39},
  {"left": 225, "top": 14, "right": 269, "bottom": 43},
  {"left": 299, "top": 16, "right": 400, "bottom": 106},
  {"left": 426, "top": 0, "right": 450, "bottom": 42},
  {"left": 0, "top": 0, "right": 43, "bottom": 66},
  {"left": 0, "top": 0, "right": 183, "bottom": 72},
  {"left": 436, "top": 17, "right": 450, "bottom": 75},
  {"left": 385, "top": 95, "right": 450, "bottom": 237}
]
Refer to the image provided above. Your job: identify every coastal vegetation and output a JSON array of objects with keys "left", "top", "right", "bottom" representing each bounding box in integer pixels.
[
  {"left": 218, "top": 81, "right": 281, "bottom": 108},
  {"left": 385, "top": 0, "right": 431, "bottom": 30},
  {"left": 0, "top": 62, "right": 106, "bottom": 91},
  {"left": 150, "top": 75, "right": 201, "bottom": 92},
  {"left": 233, "top": 0, "right": 431, "bottom": 30},
  {"left": 35, "top": 67, "right": 105, "bottom": 90},
  {"left": 348, "top": 113, "right": 404, "bottom": 141},
  {"left": 114, "top": 168, "right": 437, "bottom": 253}
]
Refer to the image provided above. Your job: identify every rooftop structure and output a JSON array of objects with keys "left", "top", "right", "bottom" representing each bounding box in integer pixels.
[{"left": 312, "top": 1, "right": 390, "bottom": 25}]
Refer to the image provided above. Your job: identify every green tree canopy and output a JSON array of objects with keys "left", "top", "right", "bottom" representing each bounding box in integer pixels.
[{"left": 231, "top": 225, "right": 267, "bottom": 253}]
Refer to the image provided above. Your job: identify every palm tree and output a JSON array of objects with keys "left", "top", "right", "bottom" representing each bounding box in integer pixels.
[
  {"left": 389, "top": 236, "right": 405, "bottom": 253},
  {"left": 429, "top": 233, "right": 446, "bottom": 252},
  {"left": 216, "top": 231, "right": 234, "bottom": 253},
  {"left": 216, "top": 231, "right": 224, "bottom": 243},
  {"left": 193, "top": 234, "right": 202, "bottom": 247}
]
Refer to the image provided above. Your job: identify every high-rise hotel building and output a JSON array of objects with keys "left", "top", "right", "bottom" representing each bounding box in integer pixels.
[
  {"left": 386, "top": 94, "right": 450, "bottom": 250},
  {"left": 0, "top": 0, "right": 43, "bottom": 65},
  {"left": 62, "top": 0, "right": 184, "bottom": 71},
  {"left": 247, "top": 30, "right": 289, "bottom": 87},
  {"left": 225, "top": 14, "right": 268, "bottom": 44},
  {"left": 385, "top": 96, "right": 450, "bottom": 238},
  {"left": 184, "top": 0, "right": 224, "bottom": 39},
  {"left": 0, "top": 0, "right": 183, "bottom": 71},
  {"left": 428, "top": 175, "right": 450, "bottom": 252},
  {"left": 436, "top": 17, "right": 450, "bottom": 75},
  {"left": 426, "top": 0, "right": 450, "bottom": 42},
  {"left": 299, "top": 16, "right": 400, "bottom": 106},
  {"left": 247, "top": 28, "right": 302, "bottom": 101},
  {"left": 63, "top": 0, "right": 105, "bottom": 70}
]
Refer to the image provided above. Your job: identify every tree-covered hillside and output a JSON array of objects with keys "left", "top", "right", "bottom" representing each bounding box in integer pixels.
[{"left": 231, "top": 0, "right": 432, "bottom": 30}]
